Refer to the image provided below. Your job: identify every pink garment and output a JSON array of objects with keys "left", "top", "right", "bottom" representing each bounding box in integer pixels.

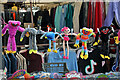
[
  {"left": 63, "top": 35, "right": 69, "bottom": 41},
  {"left": 2, "top": 21, "right": 25, "bottom": 51}
]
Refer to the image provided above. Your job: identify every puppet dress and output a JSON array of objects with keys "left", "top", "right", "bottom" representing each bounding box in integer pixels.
[{"left": 63, "top": 35, "right": 70, "bottom": 41}]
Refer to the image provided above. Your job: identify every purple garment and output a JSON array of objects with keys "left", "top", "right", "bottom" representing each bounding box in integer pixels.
[
  {"left": 2, "top": 21, "right": 25, "bottom": 51},
  {"left": 104, "top": 2, "right": 120, "bottom": 26}
]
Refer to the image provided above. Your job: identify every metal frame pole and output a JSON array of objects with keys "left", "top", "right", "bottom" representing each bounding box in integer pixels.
[{"left": 0, "top": 4, "right": 3, "bottom": 70}]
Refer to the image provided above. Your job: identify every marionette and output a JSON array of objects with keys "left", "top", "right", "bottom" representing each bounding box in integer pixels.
[
  {"left": 93, "top": 26, "right": 114, "bottom": 59},
  {"left": 20, "top": 26, "right": 45, "bottom": 54},
  {"left": 56, "top": 27, "right": 76, "bottom": 59},
  {"left": 40, "top": 28, "right": 63, "bottom": 53},
  {"left": 2, "top": 20, "right": 25, "bottom": 54},
  {"left": 118, "top": 30, "right": 120, "bottom": 41},
  {"left": 74, "top": 27, "right": 96, "bottom": 60},
  {"left": 112, "top": 31, "right": 120, "bottom": 71}
]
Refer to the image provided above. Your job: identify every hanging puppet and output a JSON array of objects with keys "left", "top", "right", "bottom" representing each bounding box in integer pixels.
[
  {"left": 40, "top": 28, "right": 63, "bottom": 53},
  {"left": 93, "top": 26, "right": 114, "bottom": 59},
  {"left": 74, "top": 27, "right": 96, "bottom": 60},
  {"left": 20, "top": 27, "right": 45, "bottom": 54},
  {"left": 112, "top": 31, "right": 120, "bottom": 72},
  {"left": 56, "top": 27, "right": 76, "bottom": 59},
  {"left": 2, "top": 20, "right": 25, "bottom": 54}
]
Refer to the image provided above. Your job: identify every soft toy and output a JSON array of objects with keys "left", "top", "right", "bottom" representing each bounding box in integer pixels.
[
  {"left": 2, "top": 20, "right": 25, "bottom": 54},
  {"left": 118, "top": 30, "right": 120, "bottom": 41},
  {"left": 93, "top": 26, "right": 114, "bottom": 59},
  {"left": 20, "top": 27, "right": 44, "bottom": 54},
  {"left": 56, "top": 27, "right": 76, "bottom": 59},
  {"left": 74, "top": 27, "right": 96, "bottom": 60},
  {"left": 40, "top": 30, "right": 63, "bottom": 53},
  {"left": 8, "top": 69, "right": 32, "bottom": 80}
]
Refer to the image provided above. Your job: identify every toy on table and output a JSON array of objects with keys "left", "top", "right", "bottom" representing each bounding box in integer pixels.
[
  {"left": 2, "top": 20, "right": 25, "bottom": 54},
  {"left": 20, "top": 26, "right": 45, "bottom": 54},
  {"left": 56, "top": 27, "right": 76, "bottom": 59},
  {"left": 93, "top": 26, "right": 114, "bottom": 59},
  {"left": 74, "top": 27, "right": 96, "bottom": 60},
  {"left": 8, "top": 69, "right": 32, "bottom": 80},
  {"left": 40, "top": 27, "right": 63, "bottom": 53}
]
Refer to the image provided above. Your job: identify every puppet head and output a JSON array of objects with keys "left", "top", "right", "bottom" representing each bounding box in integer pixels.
[
  {"left": 81, "top": 27, "right": 93, "bottom": 35},
  {"left": 100, "top": 26, "right": 111, "bottom": 34},
  {"left": 61, "top": 27, "right": 70, "bottom": 34},
  {"left": 8, "top": 20, "right": 21, "bottom": 27}
]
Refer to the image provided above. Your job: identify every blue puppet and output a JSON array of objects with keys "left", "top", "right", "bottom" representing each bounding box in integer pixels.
[
  {"left": 74, "top": 27, "right": 96, "bottom": 60},
  {"left": 40, "top": 31, "right": 63, "bottom": 53}
]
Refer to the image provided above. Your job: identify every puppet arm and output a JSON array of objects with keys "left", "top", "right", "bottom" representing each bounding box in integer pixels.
[
  {"left": 20, "top": 30, "right": 28, "bottom": 42},
  {"left": 2, "top": 24, "right": 9, "bottom": 36},
  {"left": 74, "top": 33, "right": 81, "bottom": 48},
  {"left": 93, "top": 32, "right": 100, "bottom": 46},
  {"left": 18, "top": 26, "right": 25, "bottom": 32},
  {"left": 40, "top": 32, "right": 47, "bottom": 39},
  {"left": 55, "top": 33, "right": 63, "bottom": 39},
  {"left": 55, "top": 33, "right": 64, "bottom": 40},
  {"left": 37, "top": 30, "right": 45, "bottom": 34}
]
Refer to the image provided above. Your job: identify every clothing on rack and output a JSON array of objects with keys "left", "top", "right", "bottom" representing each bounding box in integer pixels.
[
  {"left": 47, "top": 49, "right": 78, "bottom": 72},
  {"left": 65, "top": 4, "right": 74, "bottom": 29},
  {"left": 20, "top": 50, "right": 43, "bottom": 73},
  {"left": 79, "top": 2, "right": 89, "bottom": 29},
  {"left": 104, "top": 1, "right": 120, "bottom": 27},
  {"left": 73, "top": 2, "right": 82, "bottom": 33}
]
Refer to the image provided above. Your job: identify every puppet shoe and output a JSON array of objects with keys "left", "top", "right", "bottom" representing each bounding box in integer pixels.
[
  {"left": 12, "top": 51, "right": 16, "bottom": 54},
  {"left": 105, "top": 56, "right": 110, "bottom": 59},
  {"left": 80, "top": 53, "right": 84, "bottom": 59},
  {"left": 29, "top": 49, "right": 33, "bottom": 54},
  {"left": 33, "top": 50, "right": 37, "bottom": 53},
  {"left": 74, "top": 44, "right": 79, "bottom": 48},
  {"left": 6, "top": 50, "right": 10, "bottom": 54},
  {"left": 63, "top": 56, "right": 66, "bottom": 59},
  {"left": 53, "top": 50, "right": 57, "bottom": 53},
  {"left": 47, "top": 48, "right": 51, "bottom": 52},
  {"left": 84, "top": 55, "right": 88, "bottom": 60},
  {"left": 66, "top": 56, "right": 69, "bottom": 59},
  {"left": 100, "top": 54, "right": 105, "bottom": 59},
  {"left": 93, "top": 42, "right": 98, "bottom": 46}
]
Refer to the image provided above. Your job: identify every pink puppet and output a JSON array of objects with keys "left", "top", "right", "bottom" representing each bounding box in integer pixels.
[
  {"left": 118, "top": 30, "right": 120, "bottom": 41},
  {"left": 2, "top": 20, "right": 25, "bottom": 54},
  {"left": 56, "top": 27, "right": 76, "bottom": 59}
]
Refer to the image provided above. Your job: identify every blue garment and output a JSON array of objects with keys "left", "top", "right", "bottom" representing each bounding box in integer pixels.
[
  {"left": 2, "top": 55, "right": 8, "bottom": 70},
  {"left": 8, "top": 53, "right": 17, "bottom": 73},
  {"left": 5, "top": 54, "right": 11, "bottom": 77},
  {"left": 60, "top": 5, "right": 68, "bottom": 32},
  {"left": 47, "top": 49, "right": 78, "bottom": 72},
  {"left": 104, "top": 2, "right": 120, "bottom": 26},
  {"left": 54, "top": 6, "right": 62, "bottom": 32}
]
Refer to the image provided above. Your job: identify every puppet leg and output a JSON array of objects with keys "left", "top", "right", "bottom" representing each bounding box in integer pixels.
[
  {"left": 80, "top": 42, "right": 84, "bottom": 59},
  {"left": 29, "top": 34, "right": 33, "bottom": 54},
  {"left": 33, "top": 35, "right": 37, "bottom": 53},
  {"left": 66, "top": 41, "right": 69, "bottom": 59},
  {"left": 84, "top": 41, "right": 88, "bottom": 60},
  {"left": 6, "top": 36, "right": 12, "bottom": 53},
  {"left": 11, "top": 36, "right": 16, "bottom": 54},
  {"left": 104, "top": 42, "right": 110, "bottom": 59},
  {"left": 47, "top": 40, "right": 51, "bottom": 52},
  {"left": 53, "top": 40, "right": 57, "bottom": 53},
  {"left": 74, "top": 39, "right": 80, "bottom": 48},
  {"left": 63, "top": 40, "right": 66, "bottom": 59}
]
